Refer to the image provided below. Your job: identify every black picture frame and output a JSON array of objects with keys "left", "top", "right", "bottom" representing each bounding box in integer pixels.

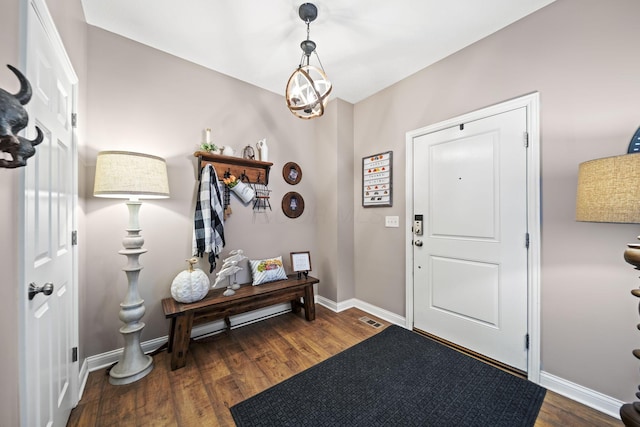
[{"left": 290, "top": 251, "right": 312, "bottom": 272}]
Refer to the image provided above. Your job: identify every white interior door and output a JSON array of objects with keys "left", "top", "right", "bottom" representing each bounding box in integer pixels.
[
  {"left": 21, "top": 0, "right": 78, "bottom": 425},
  {"left": 412, "top": 107, "right": 529, "bottom": 371}
]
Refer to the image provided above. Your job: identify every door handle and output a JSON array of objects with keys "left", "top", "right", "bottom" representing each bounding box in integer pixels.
[
  {"left": 414, "top": 240, "right": 423, "bottom": 247},
  {"left": 28, "top": 282, "right": 54, "bottom": 300}
]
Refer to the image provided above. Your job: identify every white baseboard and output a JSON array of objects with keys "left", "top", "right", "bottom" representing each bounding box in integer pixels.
[
  {"left": 352, "top": 299, "right": 407, "bottom": 327},
  {"left": 85, "top": 336, "right": 168, "bottom": 373},
  {"left": 77, "top": 358, "right": 89, "bottom": 401},
  {"left": 315, "top": 296, "right": 406, "bottom": 327},
  {"left": 539, "top": 371, "right": 622, "bottom": 420},
  {"left": 315, "top": 295, "right": 339, "bottom": 311},
  {"left": 78, "top": 296, "right": 621, "bottom": 422}
]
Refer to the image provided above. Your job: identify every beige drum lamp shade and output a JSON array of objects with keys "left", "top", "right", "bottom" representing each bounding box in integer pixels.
[
  {"left": 94, "top": 151, "right": 170, "bottom": 199},
  {"left": 576, "top": 153, "right": 640, "bottom": 224}
]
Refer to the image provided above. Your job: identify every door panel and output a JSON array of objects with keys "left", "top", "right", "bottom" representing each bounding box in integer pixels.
[
  {"left": 413, "top": 108, "right": 528, "bottom": 371},
  {"left": 431, "top": 256, "right": 499, "bottom": 326},
  {"left": 431, "top": 132, "right": 497, "bottom": 239},
  {"left": 23, "top": 0, "right": 76, "bottom": 425}
]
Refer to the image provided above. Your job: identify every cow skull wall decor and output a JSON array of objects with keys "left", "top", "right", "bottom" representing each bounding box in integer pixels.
[{"left": 0, "top": 64, "right": 43, "bottom": 168}]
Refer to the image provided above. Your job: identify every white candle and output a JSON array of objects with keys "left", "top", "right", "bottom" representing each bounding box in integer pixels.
[{"left": 205, "top": 128, "right": 211, "bottom": 143}]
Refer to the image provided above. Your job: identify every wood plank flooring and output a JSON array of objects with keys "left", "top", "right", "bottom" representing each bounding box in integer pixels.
[{"left": 68, "top": 306, "right": 622, "bottom": 426}]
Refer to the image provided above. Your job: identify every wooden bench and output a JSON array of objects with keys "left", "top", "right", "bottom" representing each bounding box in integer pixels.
[{"left": 162, "top": 274, "right": 318, "bottom": 370}]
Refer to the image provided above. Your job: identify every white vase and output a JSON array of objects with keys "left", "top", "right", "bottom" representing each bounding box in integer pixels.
[{"left": 256, "top": 138, "right": 269, "bottom": 162}]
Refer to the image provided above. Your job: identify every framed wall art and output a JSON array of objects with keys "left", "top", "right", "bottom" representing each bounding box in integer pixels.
[
  {"left": 283, "top": 162, "right": 302, "bottom": 185},
  {"left": 282, "top": 191, "right": 305, "bottom": 218},
  {"left": 290, "top": 251, "right": 311, "bottom": 272},
  {"left": 362, "top": 151, "right": 392, "bottom": 207},
  {"left": 290, "top": 251, "right": 312, "bottom": 279}
]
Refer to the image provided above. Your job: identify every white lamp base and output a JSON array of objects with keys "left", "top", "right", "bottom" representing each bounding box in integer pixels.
[
  {"left": 109, "top": 317, "right": 153, "bottom": 385},
  {"left": 109, "top": 355, "right": 153, "bottom": 385},
  {"left": 109, "top": 200, "right": 154, "bottom": 385}
]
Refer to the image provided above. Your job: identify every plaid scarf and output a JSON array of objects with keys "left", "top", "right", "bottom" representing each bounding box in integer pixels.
[{"left": 193, "top": 164, "right": 225, "bottom": 272}]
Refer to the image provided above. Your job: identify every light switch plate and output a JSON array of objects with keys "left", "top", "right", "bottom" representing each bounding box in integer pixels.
[{"left": 385, "top": 216, "right": 399, "bottom": 228}]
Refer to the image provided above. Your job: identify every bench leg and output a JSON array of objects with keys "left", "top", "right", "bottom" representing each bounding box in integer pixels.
[
  {"left": 170, "top": 312, "right": 194, "bottom": 370},
  {"left": 291, "top": 298, "right": 302, "bottom": 314},
  {"left": 167, "top": 318, "right": 176, "bottom": 353},
  {"left": 303, "top": 285, "right": 315, "bottom": 321}
]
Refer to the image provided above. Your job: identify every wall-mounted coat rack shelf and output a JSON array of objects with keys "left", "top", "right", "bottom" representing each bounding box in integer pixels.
[{"left": 194, "top": 151, "right": 273, "bottom": 185}]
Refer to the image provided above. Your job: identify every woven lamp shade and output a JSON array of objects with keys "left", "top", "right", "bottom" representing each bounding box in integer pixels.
[
  {"left": 576, "top": 153, "right": 640, "bottom": 224},
  {"left": 94, "top": 151, "right": 170, "bottom": 199}
]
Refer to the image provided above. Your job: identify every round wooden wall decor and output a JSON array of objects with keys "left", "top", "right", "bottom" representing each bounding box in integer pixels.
[
  {"left": 282, "top": 192, "right": 305, "bottom": 218},
  {"left": 283, "top": 162, "right": 302, "bottom": 185}
]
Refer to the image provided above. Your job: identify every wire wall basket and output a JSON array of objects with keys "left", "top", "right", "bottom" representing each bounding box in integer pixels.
[{"left": 252, "top": 183, "right": 272, "bottom": 212}]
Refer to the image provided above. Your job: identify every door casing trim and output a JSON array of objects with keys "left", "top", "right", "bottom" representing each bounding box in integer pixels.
[{"left": 404, "top": 93, "right": 541, "bottom": 383}]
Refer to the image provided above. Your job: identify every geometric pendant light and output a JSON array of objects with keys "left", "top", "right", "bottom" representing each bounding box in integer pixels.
[{"left": 285, "top": 3, "right": 332, "bottom": 119}]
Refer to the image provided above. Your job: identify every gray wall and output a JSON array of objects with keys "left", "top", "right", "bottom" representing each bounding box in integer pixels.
[
  {"left": 353, "top": 0, "right": 640, "bottom": 402},
  {"left": 315, "top": 99, "right": 355, "bottom": 302},
  {"left": 83, "top": 27, "right": 324, "bottom": 357}
]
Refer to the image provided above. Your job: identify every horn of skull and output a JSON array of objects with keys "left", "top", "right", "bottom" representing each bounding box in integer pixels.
[{"left": 0, "top": 64, "right": 44, "bottom": 168}]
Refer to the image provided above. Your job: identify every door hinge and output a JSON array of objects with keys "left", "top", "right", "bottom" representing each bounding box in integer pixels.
[
  {"left": 525, "top": 334, "right": 530, "bottom": 350},
  {"left": 523, "top": 131, "right": 529, "bottom": 148},
  {"left": 71, "top": 230, "right": 78, "bottom": 245},
  {"left": 525, "top": 232, "right": 530, "bottom": 249},
  {"left": 71, "top": 113, "right": 77, "bottom": 128},
  {"left": 72, "top": 347, "right": 78, "bottom": 362}
]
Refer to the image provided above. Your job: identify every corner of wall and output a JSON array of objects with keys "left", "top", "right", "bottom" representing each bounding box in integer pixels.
[{"left": 313, "top": 99, "right": 356, "bottom": 303}]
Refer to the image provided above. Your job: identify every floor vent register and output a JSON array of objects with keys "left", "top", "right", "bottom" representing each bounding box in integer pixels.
[{"left": 359, "top": 316, "right": 384, "bottom": 329}]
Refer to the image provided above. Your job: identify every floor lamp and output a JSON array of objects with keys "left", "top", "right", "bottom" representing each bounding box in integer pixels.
[
  {"left": 576, "top": 152, "right": 640, "bottom": 426},
  {"left": 94, "top": 151, "right": 170, "bottom": 385}
]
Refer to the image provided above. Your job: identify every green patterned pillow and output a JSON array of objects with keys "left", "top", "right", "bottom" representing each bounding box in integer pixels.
[{"left": 249, "top": 256, "right": 288, "bottom": 285}]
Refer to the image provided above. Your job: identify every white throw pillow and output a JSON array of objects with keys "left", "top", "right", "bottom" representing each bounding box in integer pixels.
[{"left": 249, "top": 256, "right": 287, "bottom": 285}]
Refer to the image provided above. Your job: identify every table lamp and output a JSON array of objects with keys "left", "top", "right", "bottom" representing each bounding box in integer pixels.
[
  {"left": 94, "top": 150, "right": 170, "bottom": 385},
  {"left": 576, "top": 152, "right": 640, "bottom": 426}
]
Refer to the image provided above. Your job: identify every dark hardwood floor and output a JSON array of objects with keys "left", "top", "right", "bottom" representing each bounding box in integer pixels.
[{"left": 68, "top": 305, "right": 622, "bottom": 426}]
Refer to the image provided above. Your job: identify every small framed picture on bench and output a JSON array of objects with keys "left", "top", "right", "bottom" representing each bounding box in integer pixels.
[{"left": 291, "top": 251, "right": 312, "bottom": 279}]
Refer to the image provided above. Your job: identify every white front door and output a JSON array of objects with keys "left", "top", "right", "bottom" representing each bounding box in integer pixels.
[
  {"left": 412, "top": 107, "right": 529, "bottom": 371},
  {"left": 21, "top": 0, "right": 78, "bottom": 425}
]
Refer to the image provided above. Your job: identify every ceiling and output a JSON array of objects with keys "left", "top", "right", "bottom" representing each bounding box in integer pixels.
[{"left": 81, "top": 0, "right": 556, "bottom": 104}]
